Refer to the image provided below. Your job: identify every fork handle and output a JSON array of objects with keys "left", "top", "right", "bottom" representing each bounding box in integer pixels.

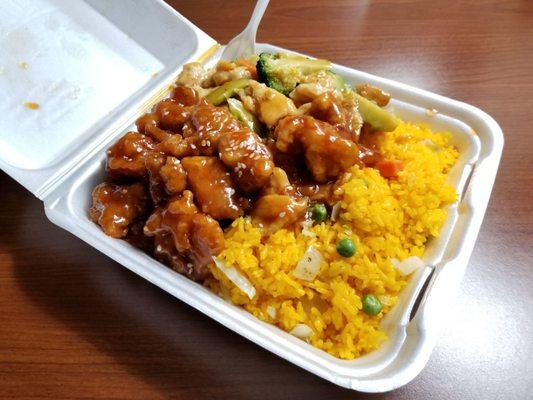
[{"left": 243, "top": 0, "right": 270, "bottom": 39}]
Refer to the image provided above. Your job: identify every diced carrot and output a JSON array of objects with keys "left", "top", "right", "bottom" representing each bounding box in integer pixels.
[
  {"left": 235, "top": 59, "right": 258, "bottom": 80},
  {"left": 376, "top": 159, "right": 404, "bottom": 178}
]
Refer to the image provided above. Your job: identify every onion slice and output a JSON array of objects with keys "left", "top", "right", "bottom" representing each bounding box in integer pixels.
[
  {"left": 300, "top": 219, "right": 317, "bottom": 237},
  {"left": 392, "top": 256, "right": 425, "bottom": 276},
  {"left": 213, "top": 257, "right": 256, "bottom": 300},
  {"left": 331, "top": 202, "right": 341, "bottom": 221},
  {"left": 293, "top": 247, "right": 323, "bottom": 281},
  {"left": 289, "top": 324, "right": 313, "bottom": 339}
]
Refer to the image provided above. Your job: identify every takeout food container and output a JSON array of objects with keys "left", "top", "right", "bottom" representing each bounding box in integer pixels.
[{"left": 0, "top": 0, "right": 503, "bottom": 392}]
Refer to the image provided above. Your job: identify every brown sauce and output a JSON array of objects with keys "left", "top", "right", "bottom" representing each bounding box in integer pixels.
[{"left": 90, "top": 86, "right": 376, "bottom": 281}]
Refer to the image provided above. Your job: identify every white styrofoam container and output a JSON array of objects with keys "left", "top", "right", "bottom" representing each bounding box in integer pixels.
[{"left": 0, "top": 0, "right": 503, "bottom": 393}]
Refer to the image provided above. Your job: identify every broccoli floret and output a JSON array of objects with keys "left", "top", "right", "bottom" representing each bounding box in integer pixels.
[{"left": 256, "top": 52, "right": 331, "bottom": 95}]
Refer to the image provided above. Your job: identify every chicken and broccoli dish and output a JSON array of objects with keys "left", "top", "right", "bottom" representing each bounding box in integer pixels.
[{"left": 89, "top": 52, "right": 458, "bottom": 359}]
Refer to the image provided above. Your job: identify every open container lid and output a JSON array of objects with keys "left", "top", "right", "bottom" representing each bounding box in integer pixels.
[{"left": 0, "top": 0, "right": 217, "bottom": 199}]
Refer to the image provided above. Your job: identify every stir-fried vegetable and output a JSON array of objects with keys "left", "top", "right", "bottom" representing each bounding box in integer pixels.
[
  {"left": 257, "top": 52, "right": 331, "bottom": 95},
  {"left": 376, "top": 159, "right": 404, "bottom": 178},
  {"left": 227, "top": 98, "right": 263, "bottom": 134},
  {"left": 327, "top": 70, "right": 351, "bottom": 94},
  {"left": 328, "top": 71, "right": 399, "bottom": 132},
  {"left": 330, "top": 202, "right": 341, "bottom": 221},
  {"left": 205, "top": 78, "right": 250, "bottom": 105},
  {"left": 293, "top": 246, "right": 323, "bottom": 281},
  {"left": 289, "top": 323, "right": 313, "bottom": 339},
  {"left": 266, "top": 305, "right": 277, "bottom": 319},
  {"left": 355, "top": 93, "right": 400, "bottom": 132},
  {"left": 392, "top": 256, "right": 425, "bottom": 276},
  {"left": 213, "top": 257, "right": 256, "bottom": 299}
]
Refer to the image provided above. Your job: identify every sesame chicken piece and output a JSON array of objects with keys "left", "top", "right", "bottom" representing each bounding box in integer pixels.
[
  {"left": 251, "top": 194, "right": 308, "bottom": 233},
  {"left": 181, "top": 157, "right": 243, "bottom": 220},
  {"left": 144, "top": 191, "right": 224, "bottom": 279},
  {"left": 106, "top": 131, "right": 155, "bottom": 179},
  {"left": 154, "top": 99, "right": 191, "bottom": 132},
  {"left": 307, "top": 92, "right": 362, "bottom": 139},
  {"left": 274, "top": 115, "right": 361, "bottom": 183},
  {"left": 89, "top": 182, "right": 149, "bottom": 238},
  {"left": 159, "top": 156, "right": 187, "bottom": 195},
  {"left": 184, "top": 103, "right": 241, "bottom": 155},
  {"left": 144, "top": 151, "right": 167, "bottom": 204},
  {"left": 170, "top": 86, "right": 202, "bottom": 106},
  {"left": 218, "top": 129, "right": 274, "bottom": 194}
]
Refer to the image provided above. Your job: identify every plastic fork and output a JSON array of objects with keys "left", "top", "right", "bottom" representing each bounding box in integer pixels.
[{"left": 221, "top": 0, "right": 270, "bottom": 60}]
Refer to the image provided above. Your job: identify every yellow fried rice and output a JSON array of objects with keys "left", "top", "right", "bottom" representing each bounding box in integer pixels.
[{"left": 206, "top": 121, "right": 458, "bottom": 360}]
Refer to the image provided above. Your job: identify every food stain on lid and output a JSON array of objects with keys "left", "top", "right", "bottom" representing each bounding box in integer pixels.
[
  {"left": 24, "top": 102, "right": 40, "bottom": 110},
  {"left": 18, "top": 61, "right": 29, "bottom": 69},
  {"left": 425, "top": 108, "right": 438, "bottom": 117}
]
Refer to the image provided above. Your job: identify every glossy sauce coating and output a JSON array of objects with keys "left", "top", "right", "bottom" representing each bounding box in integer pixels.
[
  {"left": 106, "top": 132, "right": 155, "bottom": 179},
  {"left": 275, "top": 115, "right": 361, "bottom": 182},
  {"left": 307, "top": 92, "right": 361, "bottom": 139},
  {"left": 143, "top": 191, "right": 224, "bottom": 277},
  {"left": 91, "top": 83, "right": 374, "bottom": 282},
  {"left": 181, "top": 157, "right": 243, "bottom": 220},
  {"left": 89, "top": 182, "right": 149, "bottom": 238},
  {"left": 218, "top": 129, "right": 275, "bottom": 194},
  {"left": 159, "top": 157, "right": 187, "bottom": 195},
  {"left": 185, "top": 103, "right": 241, "bottom": 155}
]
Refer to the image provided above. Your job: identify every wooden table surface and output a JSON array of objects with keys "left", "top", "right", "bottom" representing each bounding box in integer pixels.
[{"left": 1, "top": 1, "right": 532, "bottom": 398}]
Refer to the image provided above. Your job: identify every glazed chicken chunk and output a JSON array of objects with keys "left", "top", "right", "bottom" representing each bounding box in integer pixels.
[
  {"left": 145, "top": 153, "right": 188, "bottom": 204},
  {"left": 251, "top": 194, "right": 308, "bottom": 233},
  {"left": 181, "top": 156, "right": 244, "bottom": 220},
  {"left": 250, "top": 167, "right": 308, "bottom": 232},
  {"left": 90, "top": 52, "right": 400, "bottom": 287},
  {"left": 275, "top": 115, "right": 360, "bottom": 182},
  {"left": 89, "top": 182, "right": 149, "bottom": 238},
  {"left": 155, "top": 101, "right": 241, "bottom": 158},
  {"left": 144, "top": 151, "right": 167, "bottom": 204},
  {"left": 307, "top": 92, "right": 362, "bottom": 139},
  {"left": 135, "top": 87, "right": 201, "bottom": 143},
  {"left": 218, "top": 129, "right": 275, "bottom": 194},
  {"left": 170, "top": 86, "right": 202, "bottom": 107},
  {"left": 154, "top": 99, "right": 191, "bottom": 132},
  {"left": 159, "top": 156, "right": 188, "bottom": 195},
  {"left": 106, "top": 131, "right": 155, "bottom": 179},
  {"left": 136, "top": 113, "right": 172, "bottom": 142},
  {"left": 184, "top": 103, "right": 241, "bottom": 155},
  {"left": 144, "top": 190, "right": 224, "bottom": 278}
]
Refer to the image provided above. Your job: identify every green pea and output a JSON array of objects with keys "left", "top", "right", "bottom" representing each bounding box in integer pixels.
[
  {"left": 336, "top": 238, "right": 356, "bottom": 257},
  {"left": 362, "top": 294, "right": 382, "bottom": 316},
  {"left": 311, "top": 203, "right": 327, "bottom": 222}
]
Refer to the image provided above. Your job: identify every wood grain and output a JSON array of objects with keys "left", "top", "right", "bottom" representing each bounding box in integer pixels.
[{"left": 1, "top": 1, "right": 532, "bottom": 398}]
